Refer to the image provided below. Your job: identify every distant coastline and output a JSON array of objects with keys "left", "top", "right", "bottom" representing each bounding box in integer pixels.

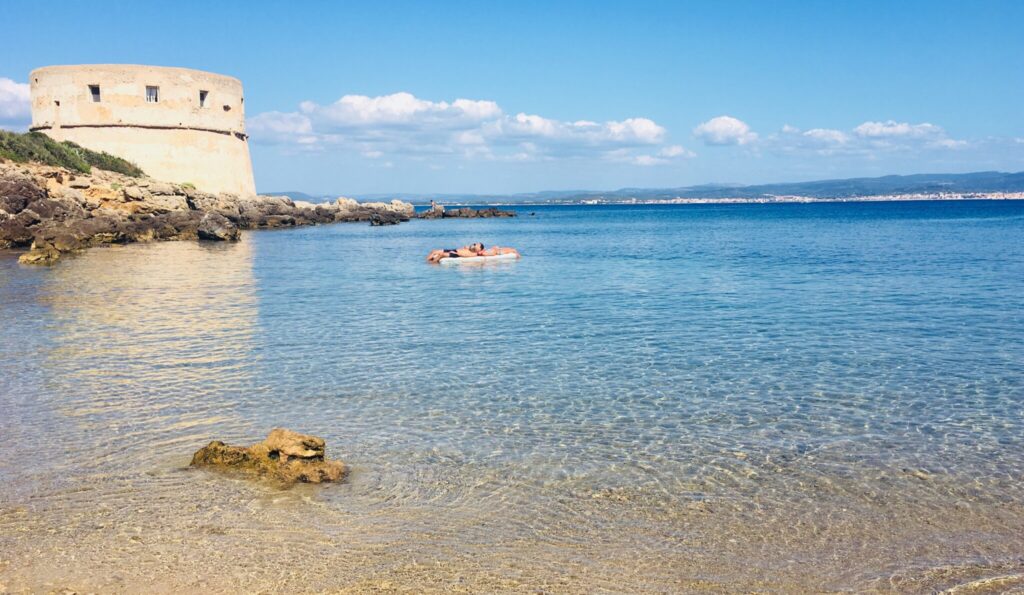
[
  {"left": 504, "top": 191, "right": 1024, "bottom": 207},
  {"left": 270, "top": 169, "right": 1024, "bottom": 207}
]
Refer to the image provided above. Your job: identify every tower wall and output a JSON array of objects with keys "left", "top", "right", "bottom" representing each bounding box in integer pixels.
[{"left": 30, "top": 64, "right": 256, "bottom": 196}]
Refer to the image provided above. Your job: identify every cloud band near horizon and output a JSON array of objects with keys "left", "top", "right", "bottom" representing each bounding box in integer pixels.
[
  {"left": 0, "top": 76, "right": 1012, "bottom": 171},
  {"left": 248, "top": 91, "right": 692, "bottom": 166}
]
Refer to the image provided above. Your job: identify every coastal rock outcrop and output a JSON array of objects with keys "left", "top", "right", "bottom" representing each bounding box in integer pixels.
[
  {"left": 197, "top": 212, "right": 240, "bottom": 242},
  {"left": 191, "top": 428, "right": 347, "bottom": 484},
  {"left": 416, "top": 205, "right": 516, "bottom": 219},
  {"left": 369, "top": 211, "right": 405, "bottom": 226},
  {"left": 0, "top": 160, "right": 416, "bottom": 264}
]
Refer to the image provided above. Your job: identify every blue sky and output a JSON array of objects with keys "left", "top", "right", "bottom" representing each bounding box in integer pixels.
[{"left": 2, "top": 0, "right": 1022, "bottom": 195}]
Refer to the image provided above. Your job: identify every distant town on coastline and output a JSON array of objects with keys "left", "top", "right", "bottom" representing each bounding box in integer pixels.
[{"left": 268, "top": 170, "right": 1024, "bottom": 206}]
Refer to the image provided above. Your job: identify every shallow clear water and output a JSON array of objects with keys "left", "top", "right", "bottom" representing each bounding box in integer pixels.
[{"left": 1, "top": 201, "right": 1023, "bottom": 593}]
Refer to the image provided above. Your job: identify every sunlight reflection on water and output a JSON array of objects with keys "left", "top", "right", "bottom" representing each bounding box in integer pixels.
[{"left": 1, "top": 202, "right": 1023, "bottom": 592}]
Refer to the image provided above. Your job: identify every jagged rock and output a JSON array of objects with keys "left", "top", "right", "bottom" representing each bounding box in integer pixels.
[
  {"left": 415, "top": 206, "right": 515, "bottom": 219},
  {"left": 197, "top": 212, "right": 240, "bottom": 241},
  {"left": 372, "top": 199, "right": 414, "bottom": 218},
  {"left": 18, "top": 241, "right": 61, "bottom": 265},
  {"left": 262, "top": 214, "right": 296, "bottom": 228},
  {"left": 84, "top": 185, "right": 122, "bottom": 210},
  {"left": 260, "top": 195, "right": 295, "bottom": 212},
  {"left": 424, "top": 206, "right": 516, "bottom": 219},
  {"left": 36, "top": 228, "right": 85, "bottom": 252},
  {"left": 0, "top": 212, "right": 39, "bottom": 248},
  {"left": 190, "top": 428, "right": 347, "bottom": 484},
  {"left": 418, "top": 204, "right": 446, "bottom": 219},
  {"left": 24, "top": 197, "right": 87, "bottom": 221},
  {"left": 148, "top": 181, "right": 178, "bottom": 195},
  {"left": 335, "top": 197, "right": 359, "bottom": 210},
  {"left": 263, "top": 428, "right": 325, "bottom": 459},
  {"left": 67, "top": 215, "right": 127, "bottom": 244},
  {"left": 190, "top": 192, "right": 241, "bottom": 220},
  {"left": 1, "top": 160, "right": 416, "bottom": 261},
  {"left": 123, "top": 185, "right": 146, "bottom": 201},
  {"left": 370, "top": 211, "right": 403, "bottom": 226},
  {"left": 157, "top": 210, "right": 204, "bottom": 240},
  {"left": 391, "top": 199, "right": 415, "bottom": 217},
  {"left": 141, "top": 193, "right": 190, "bottom": 214},
  {"left": 0, "top": 178, "right": 46, "bottom": 214},
  {"left": 313, "top": 205, "right": 336, "bottom": 220}
]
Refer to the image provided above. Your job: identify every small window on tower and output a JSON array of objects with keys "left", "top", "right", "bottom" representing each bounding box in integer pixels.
[
  {"left": 146, "top": 86, "right": 159, "bottom": 103},
  {"left": 199, "top": 90, "right": 208, "bottom": 107},
  {"left": 89, "top": 85, "right": 101, "bottom": 102}
]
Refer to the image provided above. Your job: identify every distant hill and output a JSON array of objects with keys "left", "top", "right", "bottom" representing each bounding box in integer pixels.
[
  {"left": 575, "top": 171, "right": 1024, "bottom": 202},
  {"left": 266, "top": 170, "right": 1024, "bottom": 205}
]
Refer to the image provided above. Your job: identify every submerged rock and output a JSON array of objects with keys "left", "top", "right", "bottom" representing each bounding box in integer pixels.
[{"left": 190, "top": 428, "right": 347, "bottom": 484}]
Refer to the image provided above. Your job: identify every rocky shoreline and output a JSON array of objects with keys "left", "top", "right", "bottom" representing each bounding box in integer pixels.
[
  {"left": 416, "top": 205, "right": 516, "bottom": 219},
  {"left": 0, "top": 160, "right": 414, "bottom": 264}
]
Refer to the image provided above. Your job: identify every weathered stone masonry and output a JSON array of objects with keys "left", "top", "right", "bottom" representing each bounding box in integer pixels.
[{"left": 30, "top": 64, "right": 256, "bottom": 195}]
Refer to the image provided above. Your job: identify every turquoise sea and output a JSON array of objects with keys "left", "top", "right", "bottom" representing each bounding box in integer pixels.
[{"left": 1, "top": 201, "right": 1023, "bottom": 592}]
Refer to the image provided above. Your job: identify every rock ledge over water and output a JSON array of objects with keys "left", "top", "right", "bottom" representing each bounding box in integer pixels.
[
  {"left": 417, "top": 205, "right": 516, "bottom": 219},
  {"left": 191, "top": 428, "right": 347, "bottom": 484},
  {"left": 0, "top": 161, "right": 414, "bottom": 264}
]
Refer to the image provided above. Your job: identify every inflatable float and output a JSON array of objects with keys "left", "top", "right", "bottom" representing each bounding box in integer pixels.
[{"left": 439, "top": 252, "right": 520, "bottom": 265}]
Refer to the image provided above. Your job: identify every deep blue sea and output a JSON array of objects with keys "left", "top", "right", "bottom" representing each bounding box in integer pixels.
[{"left": 2, "top": 201, "right": 1023, "bottom": 592}]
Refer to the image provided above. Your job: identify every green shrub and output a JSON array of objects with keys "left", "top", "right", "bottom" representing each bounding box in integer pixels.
[{"left": 0, "top": 130, "right": 145, "bottom": 177}]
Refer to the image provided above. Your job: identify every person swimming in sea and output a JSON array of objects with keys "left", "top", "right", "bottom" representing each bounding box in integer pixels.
[{"left": 426, "top": 243, "right": 520, "bottom": 263}]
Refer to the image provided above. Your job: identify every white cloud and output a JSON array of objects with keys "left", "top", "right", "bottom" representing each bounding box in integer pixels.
[
  {"left": 247, "top": 110, "right": 311, "bottom": 136},
  {"left": 853, "top": 120, "right": 942, "bottom": 139},
  {"left": 803, "top": 128, "right": 849, "bottom": 144},
  {"left": 0, "top": 78, "right": 31, "bottom": 129},
  {"left": 250, "top": 91, "right": 674, "bottom": 163},
  {"left": 299, "top": 92, "right": 501, "bottom": 130},
  {"left": 770, "top": 120, "right": 969, "bottom": 156},
  {"left": 630, "top": 155, "right": 664, "bottom": 166},
  {"left": 454, "top": 129, "right": 486, "bottom": 146},
  {"left": 853, "top": 120, "right": 970, "bottom": 150},
  {"left": 608, "top": 118, "right": 665, "bottom": 143},
  {"left": 693, "top": 115, "right": 758, "bottom": 146},
  {"left": 931, "top": 138, "right": 968, "bottom": 149},
  {"left": 659, "top": 144, "right": 694, "bottom": 158},
  {"left": 606, "top": 144, "right": 694, "bottom": 166},
  {"left": 491, "top": 113, "right": 665, "bottom": 146},
  {"left": 693, "top": 117, "right": 970, "bottom": 157}
]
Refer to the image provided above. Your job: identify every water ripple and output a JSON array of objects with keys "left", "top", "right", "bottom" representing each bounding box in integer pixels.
[{"left": 1, "top": 201, "right": 1023, "bottom": 592}]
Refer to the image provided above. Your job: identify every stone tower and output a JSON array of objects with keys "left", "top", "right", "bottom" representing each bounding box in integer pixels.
[{"left": 29, "top": 64, "right": 256, "bottom": 196}]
